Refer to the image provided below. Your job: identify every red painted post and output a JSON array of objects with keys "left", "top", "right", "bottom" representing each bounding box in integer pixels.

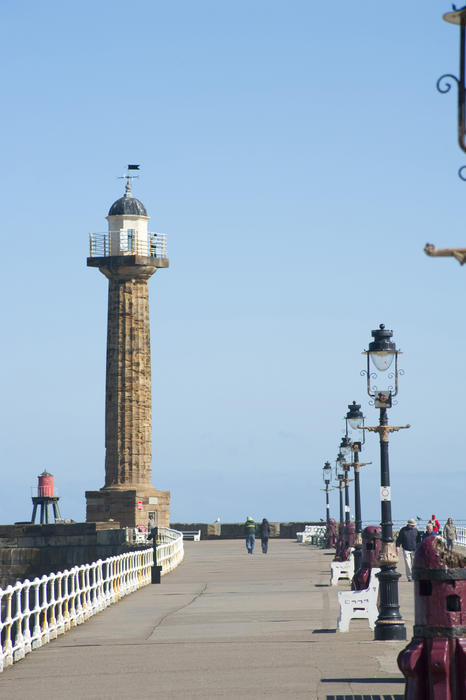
[
  {"left": 325, "top": 518, "right": 337, "bottom": 548},
  {"left": 397, "top": 536, "right": 466, "bottom": 698},
  {"left": 352, "top": 525, "right": 382, "bottom": 590}
]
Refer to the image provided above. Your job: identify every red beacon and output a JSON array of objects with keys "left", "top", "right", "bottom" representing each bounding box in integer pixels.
[{"left": 31, "top": 470, "right": 62, "bottom": 524}]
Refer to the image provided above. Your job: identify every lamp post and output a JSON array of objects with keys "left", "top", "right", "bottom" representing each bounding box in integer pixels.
[
  {"left": 361, "top": 324, "right": 410, "bottom": 641},
  {"left": 344, "top": 401, "right": 372, "bottom": 572},
  {"left": 436, "top": 5, "right": 466, "bottom": 179},
  {"left": 424, "top": 6, "right": 466, "bottom": 261},
  {"left": 322, "top": 461, "right": 332, "bottom": 525},
  {"left": 338, "top": 438, "right": 352, "bottom": 526},
  {"left": 334, "top": 457, "right": 345, "bottom": 560}
]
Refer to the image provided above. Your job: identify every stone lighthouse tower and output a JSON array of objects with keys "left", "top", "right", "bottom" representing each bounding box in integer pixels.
[{"left": 85, "top": 169, "right": 170, "bottom": 528}]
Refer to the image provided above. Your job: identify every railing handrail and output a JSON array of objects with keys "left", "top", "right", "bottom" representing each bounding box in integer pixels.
[
  {"left": 89, "top": 230, "right": 167, "bottom": 259},
  {"left": 0, "top": 529, "right": 184, "bottom": 673}
]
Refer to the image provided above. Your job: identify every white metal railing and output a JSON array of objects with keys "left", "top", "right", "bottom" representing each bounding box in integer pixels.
[
  {"left": 156, "top": 527, "right": 184, "bottom": 574},
  {"left": 455, "top": 527, "right": 466, "bottom": 547},
  {"left": 0, "top": 548, "right": 157, "bottom": 672},
  {"left": 89, "top": 231, "right": 167, "bottom": 258},
  {"left": 124, "top": 527, "right": 185, "bottom": 575}
]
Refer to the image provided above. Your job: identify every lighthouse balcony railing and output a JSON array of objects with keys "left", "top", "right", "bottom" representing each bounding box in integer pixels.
[{"left": 89, "top": 231, "right": 167, "bottom": 259}]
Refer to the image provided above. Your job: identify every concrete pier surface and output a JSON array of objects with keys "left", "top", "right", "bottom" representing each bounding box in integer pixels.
[{"left": 0, "top": 540, "right": 412, "bottom": 699}]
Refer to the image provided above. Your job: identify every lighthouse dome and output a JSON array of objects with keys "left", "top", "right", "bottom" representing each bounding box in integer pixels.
[{"left": 108, "top": 182, "right": 147, "bottom": 217}]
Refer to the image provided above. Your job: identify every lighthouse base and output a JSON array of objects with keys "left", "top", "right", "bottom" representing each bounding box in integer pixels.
[{"left": 85, "top": 486, "right": 170, "bottom": 529}]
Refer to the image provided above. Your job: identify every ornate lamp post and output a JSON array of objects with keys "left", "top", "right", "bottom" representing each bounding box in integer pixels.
[
  {"left": 361, "top": 324, "right": 410, "bottom": 641},
  {"left": 344, "top": 401, "right": 371, "bottom": 572},
  {"left": 322, "top": 461, "right": 332, "bottom": 524},
  {"left": 436, "top": 5, "right": 466, "bottom": 179},
  {"left": 424, "top": 5, "right": 466, "bottom": 262},
  {"left": 339, "top": 437, "right": 352, "bottom": 526},
  {"left": 335, "top": 469, "right": 344, "bottom": 526},
  {"left": 333, "top": 456, "right": 345, "bottom": 560}
]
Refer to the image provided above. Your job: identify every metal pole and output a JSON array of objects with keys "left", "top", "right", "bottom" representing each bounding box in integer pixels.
[
  {"left": 325, "top": 481, "right": 330, "bottom": 524},
  {"left": 338, "top": 481, "right": 344, "bottom": 525},
  {"left": 353, "top": 446, "right": 363, "bottom": 571},
  {"left": 374, "top": 407, "right": 406, "bottom": 641},
  {"left": 344, "top": 467, "right": 350, "bottom": 526}
]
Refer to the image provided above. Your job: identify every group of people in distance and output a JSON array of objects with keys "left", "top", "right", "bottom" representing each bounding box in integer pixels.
[
  {"left": 244, "top": 516, "right": 270, "bottom": 554},
  {"left": 396, "top": 514, "right": 457, "bottom": 582}
]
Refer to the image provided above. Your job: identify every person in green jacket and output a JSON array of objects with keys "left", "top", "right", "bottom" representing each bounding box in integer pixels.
[{"left": 244, "top": 516, "right": 256, "bottom": 554}]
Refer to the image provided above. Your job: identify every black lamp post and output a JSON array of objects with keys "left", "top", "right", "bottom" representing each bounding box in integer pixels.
[
  {"left": 322, "top": 461, "right": 332, "bottom": 525},
  {"left": 339, "top": 437, "right": 352, "bottom": 526},
  {"left": 344, "top": 401, "right": 371, "bottom": 572},
  {"left": 334, "top": 456, "right": 345, "bottom": 527},
  {"left": 437, "top": 5, "right": 466, "bottom": 179},
  {"left": 361, "top": 324, "right": 410, "bottom": 641}
]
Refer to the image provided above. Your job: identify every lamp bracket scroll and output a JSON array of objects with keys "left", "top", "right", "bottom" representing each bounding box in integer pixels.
[
  {"left": 359, "top": 424, "right": 411, "bottom": 444},
  {"left": 438, "top": 5, "right": 466, "bottom": 177},
  {"left": 424, "top": 243, "right": 466, "bottom": 265}
]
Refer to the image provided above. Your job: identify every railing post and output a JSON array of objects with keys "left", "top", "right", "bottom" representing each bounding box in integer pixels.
[{"left": 149, "top": 527, "right": 162, "bottom": 584}]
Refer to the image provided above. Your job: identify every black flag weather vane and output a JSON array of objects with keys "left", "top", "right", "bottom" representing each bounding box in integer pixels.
[{"left": 119, "top": 164, "right": 140, "bottom": 187}]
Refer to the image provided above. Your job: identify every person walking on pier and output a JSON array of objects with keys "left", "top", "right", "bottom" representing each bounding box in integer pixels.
[
  {"left": 429, "top": 514, "right": 440, "bottom": 534},
  {"left": 259, "top": 518, "right": 271, "bottom": 554},
  {"left": 418, "top": 522, "right": 434, "bottom": 544},
  {"left": 396, "top": 518, "right": 419, "bottom": 582},
  {"left": 244, "top": 516, "right": 256, "bottom": 554},
  {"left": 443, "top": 517, "right": 457, "bottom": 551}
]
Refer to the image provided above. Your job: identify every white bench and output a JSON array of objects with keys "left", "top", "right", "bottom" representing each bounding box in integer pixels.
[
  {"left": 297, "top": 525, "right": 325, "bottom": 544},
  {"left": 181, "top": 530, "right": 201, "bottom": 541},
  {"left": 330, "top": 549, "right": 355, "bottom": 586},
  {"left": 337, "top": 567, "right": 380, "bottom": 632}
]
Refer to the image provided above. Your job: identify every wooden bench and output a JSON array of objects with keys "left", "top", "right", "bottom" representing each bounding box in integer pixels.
[
  {"left": 181, "top": 530, "right": 201, "bottom": 541},
  {"left": 337, "top": 567, "right": 380, "bottom": 632}
]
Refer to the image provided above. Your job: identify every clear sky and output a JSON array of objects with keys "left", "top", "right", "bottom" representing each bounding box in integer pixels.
[{"left": 1, "top": 1, "right": 465, "bottom": 527}]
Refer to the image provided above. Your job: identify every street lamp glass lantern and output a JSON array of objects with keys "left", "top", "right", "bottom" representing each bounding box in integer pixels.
[
  {"left": 335, "top": 451, "right": 345, "bottom": 477},
  {"left": 367, "top": 324, "right": 396, "bottom": 372},
  {"left": 346, "top": 401, "right": 364, "bottom": 431},
  {"left": 322, "top": 461, "right": 332, "bottom": 483},
  {"left": 339, "top": 436, "right": 352, "bottom": 457}
]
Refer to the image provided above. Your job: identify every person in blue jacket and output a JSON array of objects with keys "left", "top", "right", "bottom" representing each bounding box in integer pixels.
[{"left": 259, "top": 518, "right": 271, "bottom": 553}]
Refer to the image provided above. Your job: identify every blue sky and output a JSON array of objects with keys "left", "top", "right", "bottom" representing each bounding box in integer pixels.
[{"left": 1, "top": 1, "right": 465, "bottom": 526}]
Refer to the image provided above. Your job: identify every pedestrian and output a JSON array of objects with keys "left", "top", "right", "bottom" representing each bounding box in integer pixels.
[
  {"left": 429, "top": 514, "right": 440, "bottom": 534},
  {"left": 418, "top": 522, "right": 434, "bottom": 544},
  {"left": 244, "top": 516, "right": 256, "bottom": 554},
  {"left": 396, "top": 518, "right": 419, "bottom": 582},
  {"left": 259, "top": 518, "right": 271, "bottom": 553},
  {"left": 443, "top": 517, "right": 457, "bottom": 551}
]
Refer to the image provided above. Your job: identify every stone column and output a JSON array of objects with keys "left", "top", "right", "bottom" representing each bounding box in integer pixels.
[
  {"left": 105, "top": 274, "right": 153, "bottom": 487},
  {"left": 86, "top": 255, "right": 170, "bottom": 528}
]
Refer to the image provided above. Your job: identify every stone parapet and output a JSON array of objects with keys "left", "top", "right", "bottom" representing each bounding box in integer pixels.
[
  {"left": 0, "top": 522, "right": 146, "bottom": 589},
  {"left": 170, "top": 522, "right": 319, "bottom": 539}
]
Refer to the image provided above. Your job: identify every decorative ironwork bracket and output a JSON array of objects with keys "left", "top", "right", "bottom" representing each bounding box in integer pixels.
[
  {"left": 347, "top": 460, "right": 372, "bottom": 472},
  {"left": 359, "top": 424, "right": 411, "bottom": 443},
  {"left": 438, "top": 5, "right": 466, "bottom": 178},
  {"left": 424, "top": 242, "right": 466, "bottom": 264}
]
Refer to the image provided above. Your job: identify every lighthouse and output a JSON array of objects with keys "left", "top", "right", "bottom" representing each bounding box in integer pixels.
[{"left": 85, "top": 168, "right": 170, "bottom": 528}]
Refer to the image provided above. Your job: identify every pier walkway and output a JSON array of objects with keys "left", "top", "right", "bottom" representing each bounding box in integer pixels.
[{"left": 0, "top": 539, "right": 412, "bottom": 699}]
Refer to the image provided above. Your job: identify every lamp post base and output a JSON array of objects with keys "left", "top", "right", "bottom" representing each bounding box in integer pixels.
[
  {"left": 374, "top": 621, "right": 407, "bottom": 641},
  {"left": 374, "top": 566, "right": 406, "bottom": 641}
]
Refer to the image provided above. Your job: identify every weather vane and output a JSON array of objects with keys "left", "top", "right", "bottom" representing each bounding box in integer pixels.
[{"left": 118, "top": 164, "right": 140, "bottom": 189}]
